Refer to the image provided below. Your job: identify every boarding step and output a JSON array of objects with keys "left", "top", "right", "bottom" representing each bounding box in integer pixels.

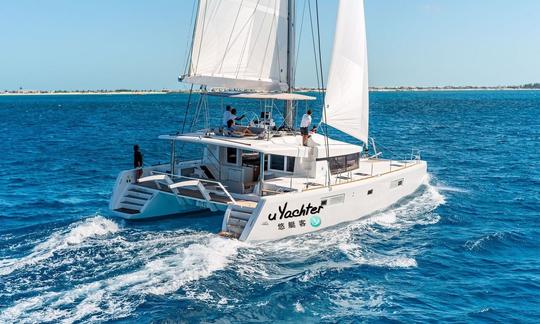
[
  {"left": 127, "top": 187, "right": 154, "bottom": 198},
  {"left": 224, "top": 204, "right": 256, "bottom": 239},
  {"left": 115, "top": 185, "right": 155, "bottom": 214},
  {"left": 122, "top": 196, "right": 147, "bottom": 205},
  {"left": 114, "top": 207, "right": 140, "bottom": 215},
  {"left": 119, "top": 202, "right": 145, "bottom": 211}
]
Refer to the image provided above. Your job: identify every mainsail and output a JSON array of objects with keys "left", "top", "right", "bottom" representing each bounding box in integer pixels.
[
  {"left": 181, "top": 0, "right": 290, "bottom": 91},
  {"left": 324, "top": 0, "right": 369, "bottom": 143}
]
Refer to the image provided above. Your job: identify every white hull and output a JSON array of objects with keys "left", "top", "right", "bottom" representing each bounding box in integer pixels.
[
  {"left": 110, "top": 159, "right": 427, "bottom": 242},
  {"left": 235, "top": 161, "right": 427, "bottom": 241}
]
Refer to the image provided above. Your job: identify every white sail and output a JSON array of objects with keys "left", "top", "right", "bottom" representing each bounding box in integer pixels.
[
  {"left": 182, "top": 0, "right": 290, "bottom": 91},
  {"left": 324, "top": 0, "right": 369, "bottom": 143}
]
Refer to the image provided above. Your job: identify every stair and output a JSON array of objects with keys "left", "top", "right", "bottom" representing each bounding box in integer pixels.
[
  {"left": 114, "top": 185, "right": 154, "bottom": 215},
  {"left": 200, "top": 165, "right": 216, "bottom": 180},
  {"left": 224, "top": 204, "right": 256, "bottom": 239}
]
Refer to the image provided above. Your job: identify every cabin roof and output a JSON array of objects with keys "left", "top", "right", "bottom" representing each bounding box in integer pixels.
[{"left": 158, "top": 133, "right": 362, "bottom": 159}]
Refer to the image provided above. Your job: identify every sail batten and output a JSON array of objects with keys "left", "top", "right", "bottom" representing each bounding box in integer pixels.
[
  {"left": 182, "top": 0, "right": 290, "bottom": 91},
  {"left": 324, "top": 0, "right": 369, "bottom": 143}
]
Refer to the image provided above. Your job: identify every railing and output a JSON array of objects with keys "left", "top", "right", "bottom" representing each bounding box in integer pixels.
[
  {"left": 205, "top": 147, "right": 222, "bottom": 179},
  {"left": 152, "top": 171, "right": 236, "bottom": 204}
]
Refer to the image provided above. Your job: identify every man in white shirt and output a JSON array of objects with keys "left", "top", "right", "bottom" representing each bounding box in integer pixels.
[
  {"left": 222, "top": 105, "right": 232, "bottom": 127},
  {"left": 300, "top": 110, "right": 312, "bottom": 146}
]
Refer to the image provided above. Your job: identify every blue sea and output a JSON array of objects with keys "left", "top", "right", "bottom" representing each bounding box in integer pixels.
[{"left": 1, "top": 91, "right": 539, "bottom": 323}]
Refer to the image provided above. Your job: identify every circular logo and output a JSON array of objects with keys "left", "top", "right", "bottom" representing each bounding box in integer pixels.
[{"left": 310, "top": 216, "right": 321, "bottom": 227}]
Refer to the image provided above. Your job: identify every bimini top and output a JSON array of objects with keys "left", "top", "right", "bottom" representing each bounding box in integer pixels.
[
  {"left": 159, "top": 133, "right": 362, "bottom": 159},
  {"left": 207, "top": 92, "right": 316, "bottom": 101}
]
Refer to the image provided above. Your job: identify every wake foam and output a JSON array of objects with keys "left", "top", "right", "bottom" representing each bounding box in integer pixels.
[
  {"left": 0, "top": 216, "right": 119, "bottom": 276},
  {"left": 0, "top": 232, "right": 242, "bottom": 323},
  {"left": 464, "top": 231, "right": 525, "bottom": 252},
  {"left": 1, "top": 176, "right": 447, "bottom": 322},
  {"left": 369, "top": 182, "right": 444, "bottom": 229}
]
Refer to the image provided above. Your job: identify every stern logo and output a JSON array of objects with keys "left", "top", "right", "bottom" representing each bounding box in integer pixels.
[
  {"left": 309, "top": 215, "right": 321, "bottom": 227},
  {"left": 268, "top": 202, "right": 324, "bottom": 221}
]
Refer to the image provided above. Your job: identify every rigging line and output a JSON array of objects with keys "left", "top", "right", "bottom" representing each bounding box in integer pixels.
[
  {"left": 219, "top": 0, "right": 262, "bottom": 77},
  {"left": 259, "top": 0, "right": 279, "bottom": 80},
  {"left": 180, "top": 84, "right": 195, "bottom": 134},
  {"left": 237, "top": 0, "right": 266, "bottom": 78},
  {"left": 315, "top": 0, "right": 331, "bottom": 188},
  {"left": 189, "top": 88, "right": 207, "bottom": 132},
  {"left": 234, "top": 4, "right": 261, "bottom": 78},
  {"left": 193, "top": 0, "right": 209, "bottom": 76},
  {"left": 217, "top": 0, "right": 245, "bottom": 75},
  {"left": 183, "top": 0, "right": 198, "bottom": 76},
  {"left": 294, "top": 0, "right": 308, "bottom": 69},
  {"left": 307, "top": 0, "right": 320, "bottom": 92}
]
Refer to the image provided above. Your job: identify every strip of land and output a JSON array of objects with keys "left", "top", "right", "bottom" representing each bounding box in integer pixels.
[{"left": 1, "top": 83, "right": 539, "bottom": 96}]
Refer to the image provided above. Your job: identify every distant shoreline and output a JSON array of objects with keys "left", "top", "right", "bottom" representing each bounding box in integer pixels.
[{"left": 2, "top": 85, "right": 539, "bottom": 96}]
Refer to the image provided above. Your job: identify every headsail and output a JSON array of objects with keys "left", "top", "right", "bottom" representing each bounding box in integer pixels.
[
  {"left": 181, "top": 0, "right": 290, "bottom": 91},
  {"left": 323, "top": 0, "right": 369, "bottom": 143}
]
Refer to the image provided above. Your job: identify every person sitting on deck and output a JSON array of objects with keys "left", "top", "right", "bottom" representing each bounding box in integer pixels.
[
  {"left": 300, "top": 110, "right": 312, "bottom": 146},
  {"left": 226, "top": 119, "right": 255, "bottom": 136},
  {"left": 133, "top": 144, "right": 143, "bottom": 180}
]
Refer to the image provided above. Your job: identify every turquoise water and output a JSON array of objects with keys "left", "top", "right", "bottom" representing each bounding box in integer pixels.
[{"left": 0, "top": 91, "right": 539, "bottom": 322}]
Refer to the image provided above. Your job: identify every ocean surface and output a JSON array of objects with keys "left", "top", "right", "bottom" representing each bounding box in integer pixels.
[{"left": 0, "top": 91, "right": 539, "bottom": 323}]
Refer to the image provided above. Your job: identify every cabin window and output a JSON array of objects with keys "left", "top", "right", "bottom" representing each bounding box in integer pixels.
[
  {"left": 326, "top": 153, "right": 360, "bottom": 175},
  {"left": 227, "top": 147, "right": 237, "bottom": 164},
  {"left": 270, "top": 155, "right": 285, "bottom": 171},
  {"left": 241, "top": 150, "right": 259, "bottom": 167},
  {"left": 286, "top": 156, "right": 296, "bottom": 172},
  {"left": 269, "top": 155, "right": 295, "bottom": 173},
  {"left": 367, "top": 189, "right": 374, "bottom": 195}
]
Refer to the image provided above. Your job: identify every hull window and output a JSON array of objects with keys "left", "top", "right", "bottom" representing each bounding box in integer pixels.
[
  {"left": 390, "top": 178, "right": 405, "bottom": 189},
  {"left": 367, "top": 189, "right": 374, "bottom": 195},
  {"left": 324, "top": 194, "right": 345, "bottom": 205}
]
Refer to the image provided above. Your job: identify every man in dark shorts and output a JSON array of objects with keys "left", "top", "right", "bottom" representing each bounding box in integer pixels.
[
  {"left": 299, "top": 110, "right": 312, "bottom": 146},
  {"left": 134, "top": 144, "right": 143, "bottom": 180}
]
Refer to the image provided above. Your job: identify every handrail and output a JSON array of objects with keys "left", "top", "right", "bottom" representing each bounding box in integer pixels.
[
  {"left": 152, "top": 171, "right": 236, "bottom": 204},
  {"left": 239, "top": 111, "right": 260, "bottom": 127},
  {"left": 205, "top": 146, "right": 221, "bottom": 179}
]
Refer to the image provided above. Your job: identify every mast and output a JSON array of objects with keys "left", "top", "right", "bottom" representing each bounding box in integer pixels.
[{"left": 284, "top": 0, "right": 295, "bottom": 128}]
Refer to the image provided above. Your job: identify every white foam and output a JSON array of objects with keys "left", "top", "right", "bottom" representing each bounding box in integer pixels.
[
  {"left": 0, "top": 216, "right": 119, "bottom": 276},
  {"left": 0, "top": 234, "right": 242, "bottom": 323},
  {"left": 294, "top": 301, "right": 305, "bottom": 313},
  {"left": 1, "top": 176, "right": 446, "bottom": 322},
  {"left": 339, "top": 242, "right": 417, "bottom": 269},
  {"left": 465, "top": 232, "right": 506, "bottom": 251}
]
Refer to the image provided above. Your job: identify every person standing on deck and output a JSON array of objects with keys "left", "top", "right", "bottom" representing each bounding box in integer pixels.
[
  {"left": 134, "top": 144, "right": 143, "bottom": 180},
  {"left": 222, "top": 105, "right": 233, "bottom": 127},
  {"left": 229, "top": 108, "right": 245, "bottom": 125},
  {"left": 300, "top": 110, "right": 312, "bottom": 146}
]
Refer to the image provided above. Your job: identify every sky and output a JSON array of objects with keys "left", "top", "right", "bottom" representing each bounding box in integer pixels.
[{"left": 1, "top": 0, "right": 539, "bottom": 90}]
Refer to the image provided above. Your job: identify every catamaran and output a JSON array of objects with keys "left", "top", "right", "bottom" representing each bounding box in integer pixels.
[{"left": 109, "top": 0, "right": 428, "bottom": 241}]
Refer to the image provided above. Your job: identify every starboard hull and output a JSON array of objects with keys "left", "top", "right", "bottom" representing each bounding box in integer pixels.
[{"left": 238, "top": 161, "right": 428, "bottom": 241}]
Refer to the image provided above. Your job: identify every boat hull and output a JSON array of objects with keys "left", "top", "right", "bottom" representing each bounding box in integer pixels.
[{"left": 240, "top": 161, "right": 428, "bottom": 241}]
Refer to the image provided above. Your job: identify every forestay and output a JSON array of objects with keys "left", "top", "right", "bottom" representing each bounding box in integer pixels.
[
  {"left": 323, "top": 0, "right": 369, "bottom": 143},
  {"left": 182, "top": 0, "right": 289, "bottom": 91}
]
